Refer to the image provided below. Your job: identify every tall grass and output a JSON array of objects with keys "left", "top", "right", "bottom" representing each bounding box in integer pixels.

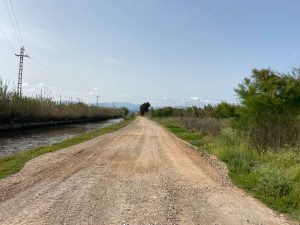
[
  {"left": 210, "top": 129, "right": 300, "bottom": 219},
  {"left": 0, "top": 83, "right": 124, "bottom": 125},
  {"left": 246, "top": 114, "right": 300, "bottom": 150},
  {"left": 179, "top": 117, "right": 224, "bottom": 136},
  {"left": 155, "top": 117, "right": 300, "bottom": 221}
]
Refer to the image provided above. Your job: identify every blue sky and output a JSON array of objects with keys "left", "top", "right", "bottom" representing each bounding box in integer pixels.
[{"left": 0, "top": 0, "right": 300, "bottom": 106}]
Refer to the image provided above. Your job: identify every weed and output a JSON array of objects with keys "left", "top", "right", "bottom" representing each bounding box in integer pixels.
[{"left": 155, "top": 117, "right": 300, "bottom": 221}]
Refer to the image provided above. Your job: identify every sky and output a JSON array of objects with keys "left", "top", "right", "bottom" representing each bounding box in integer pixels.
[{"left": 0, "top": 0, "right": 300, "bottom": 107}]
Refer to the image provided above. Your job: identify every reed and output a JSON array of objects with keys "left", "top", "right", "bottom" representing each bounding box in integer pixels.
[{"left": 0, "top": 83, "right": 124, "bottom": 125}]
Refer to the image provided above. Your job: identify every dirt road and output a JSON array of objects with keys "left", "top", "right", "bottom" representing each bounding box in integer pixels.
[{"left": 0, "top": 117, "right": 293, "bottom": 225}]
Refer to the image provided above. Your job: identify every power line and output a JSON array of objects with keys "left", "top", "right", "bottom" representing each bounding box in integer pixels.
[
  {"left": 26, "top": 59, "right": 70, "bottom": 86},
  {"left": 26, "top": 59, "right": 72, "bottom": 87},
  {"left": 27, "top": 56, "right": 91, "bottom": 94},
  {"left": 1, "top": 0, "right": 27, "bottom": 96},
  {"left": 2, "top": 0, "right": 22, "bottom": 47},
  {"left": 8, "top": 0, "right": 24, "bottom": 46},
  {"left": 0, "top": 23, "right": 15, "bottom": 54},
  {"left": 27, "top": 59, "right": 89, "bottom": 103}
]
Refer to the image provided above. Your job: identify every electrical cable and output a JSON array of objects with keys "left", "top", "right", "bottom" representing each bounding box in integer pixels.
[
  {"left": 8, "top": 0, "right": 24, "bottom": 46},
  {"left": 0, "top": 23, "right": 15, "bottom": 54},
  {"left": 2, "top": 0, "right": 22, "bottom": 47},
  {"left": 27, "top": 56, "right": 91, "bottom": 94}
]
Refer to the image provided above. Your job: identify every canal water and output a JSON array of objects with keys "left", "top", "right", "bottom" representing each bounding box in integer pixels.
[{"left": 0, "top": 118, "right": 123, "bottom": 157}]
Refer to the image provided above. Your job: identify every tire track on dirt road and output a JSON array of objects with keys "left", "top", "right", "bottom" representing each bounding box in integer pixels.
[{"left": 0, "top": 117, "right": 295, "bottom": 225}]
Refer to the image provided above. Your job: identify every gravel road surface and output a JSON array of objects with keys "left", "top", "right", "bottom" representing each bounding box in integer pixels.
[{"left": 0, "top": 117, "right": 293, "bottom": 225}]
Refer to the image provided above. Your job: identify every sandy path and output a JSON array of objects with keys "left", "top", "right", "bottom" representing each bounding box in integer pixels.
[{"left": 0, "top": 117, "right": 294, "bottom": 225}]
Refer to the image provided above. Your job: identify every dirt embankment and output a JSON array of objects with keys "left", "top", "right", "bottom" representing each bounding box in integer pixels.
[{"left": 0, "top": 117, "right": 295, "bottom": 225}]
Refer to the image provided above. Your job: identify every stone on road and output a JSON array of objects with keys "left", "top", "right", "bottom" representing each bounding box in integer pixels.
[{"left": 0, "top": 117, "right": 292, "bottom": 225}]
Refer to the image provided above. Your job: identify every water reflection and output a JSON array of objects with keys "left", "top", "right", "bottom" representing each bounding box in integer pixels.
[{"left": 0, "top": 118, "right": 123, "bottom": 157}]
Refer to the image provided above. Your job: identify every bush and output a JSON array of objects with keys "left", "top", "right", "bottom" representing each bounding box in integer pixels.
[
  {"left": 156, "top": 117, "right": 300, "bottom": 218},
  {"left": 151, "top": 106, "right": 173, "bottom": 117},
  {"left": 151, "top": 103, "right": 238, "bottom": 119},
  {"left": 180, "top": 117, "right": 222, "bottom": 136},
  {"left": 235, "top": 68, "right": 300, "bottom": 150},
  {"left": 256, "top": 168, "right": 293, "bottom": 198},
  {"left": 212, "top": 101, "right": 237, "bottom": 118},
  {"left": 254, "top": 167, "right": 300, "bottom": 212}
]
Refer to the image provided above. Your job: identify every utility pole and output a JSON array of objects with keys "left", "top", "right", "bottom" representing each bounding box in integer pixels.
[
  {"left": 15, "top": 47, "right": 29, "bottom": 96},
  {"left": 96, "top": 95, "right": 100, "bottom": 107}
]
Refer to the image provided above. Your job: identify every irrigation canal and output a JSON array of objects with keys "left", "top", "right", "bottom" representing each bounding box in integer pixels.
[{"left": 0, "top": 118, "right": 123, "bottom": 157}]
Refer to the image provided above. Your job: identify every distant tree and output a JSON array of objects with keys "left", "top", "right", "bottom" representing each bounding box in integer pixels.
[
  {"left": 140, "top": 102, "right": 151, "bottom": 116},
  {"left": 150, "top": 107, "right": 155, "bottom": 117},
  {"left": 213, "top": 101, "right": 236, "bottom": 118},
  {"left": 121, "top": 107, "right": 129, "bottom": 116}
]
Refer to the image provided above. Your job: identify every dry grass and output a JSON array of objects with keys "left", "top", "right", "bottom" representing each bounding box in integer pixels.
[
  {"left": 179, "top": 117, "right": 223, "bottom": 136},
  {"left": 0, "top": 83, "right": 124, "bottom": 124}
]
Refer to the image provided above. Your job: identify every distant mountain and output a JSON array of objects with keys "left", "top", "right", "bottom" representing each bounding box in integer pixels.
[{"left": 97, "top": 102, "right": 140, "bottom": 112}]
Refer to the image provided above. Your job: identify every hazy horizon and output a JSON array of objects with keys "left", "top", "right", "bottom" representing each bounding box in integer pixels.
[{"left": 1, "top": 0, "right": 300, "bottom": 106}]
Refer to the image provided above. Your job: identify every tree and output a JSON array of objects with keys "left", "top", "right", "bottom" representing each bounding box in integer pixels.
[
  {"left": 140, "top": 102, "right": 151, "bottom": 116},
  {"left": 213, "top": 101, "right": 237, "bottom": 118},
  {"left": 235, "top": 68, "right": 300, "bottom": 149},
  {"left": 120, "top": 107, "right": 129, "bottom": 116}
]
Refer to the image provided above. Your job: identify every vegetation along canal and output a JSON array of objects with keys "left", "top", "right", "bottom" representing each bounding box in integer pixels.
[{"left": 0, "top": 118, "right": 123, "bottom": 157}]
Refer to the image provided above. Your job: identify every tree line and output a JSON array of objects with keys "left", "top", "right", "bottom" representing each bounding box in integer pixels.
[{"left": 149, "top": 68, "right": 300, "bottom": 150}]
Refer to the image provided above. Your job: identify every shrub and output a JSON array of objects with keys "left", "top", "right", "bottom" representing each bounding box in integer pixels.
[
  {"left": 212, "top": 101, "right": 237, "bottom": 118},
  {"left": 235, "top": 68, "right": 300, "bottom": 150},
  {"left": 180, "top": 117, "right": 223, "bottom": 136},
  {"left": 256, "top": 168, "right": 293, "bottom": 198}
]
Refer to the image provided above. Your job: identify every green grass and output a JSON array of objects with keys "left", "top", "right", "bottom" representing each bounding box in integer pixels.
[
  {"left": 0, "top": 117, "right": 134, "bottom": 180},
  {"left": 154, "top": 117, "right": 300, "bottom": 222},
  {"left": 155, "top": 118, "right": 205, "bottom": 148}
]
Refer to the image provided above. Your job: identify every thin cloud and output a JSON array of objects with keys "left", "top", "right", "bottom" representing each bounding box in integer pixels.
[
  {"left": 189, "top": 96, "right": 199, "bottom": 101},
  {"left": 120, "top": 93, "right": 130, "bottom": 97},
  {"left": 89, "top": 91, "right": 99, "bottom": 96}
]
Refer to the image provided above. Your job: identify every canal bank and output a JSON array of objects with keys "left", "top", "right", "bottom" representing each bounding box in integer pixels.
[
  {"left": 0, "top": 117, "right": 134, "bottom": 179},
  {"left": 0, "top": 118, "right": 123, "bottom": 157}
]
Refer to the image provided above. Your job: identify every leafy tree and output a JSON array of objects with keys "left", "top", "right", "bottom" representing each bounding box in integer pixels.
[
  {"left": 235, "top": 68, "right": 300, "bottom": 149},
  {"left": 213, "top": 101, "right": 237, "bottom": 118},
  {"left": 140, "top": 102, "right": 151, "bottom": 116}
]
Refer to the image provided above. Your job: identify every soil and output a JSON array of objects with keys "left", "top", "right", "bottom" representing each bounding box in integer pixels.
[{"left": 0, "top": 117, "right": 295, "bottom": 225}]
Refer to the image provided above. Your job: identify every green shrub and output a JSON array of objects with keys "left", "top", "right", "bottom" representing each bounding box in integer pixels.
[
  {"left": 256, "top": 168, "right": 293, "bottom": 198},
  {"left": 156, "top": 118, "right": 300, "bottom": 219},
  {"left": 212, "top": 101, "right": 237, "bottom": 118},
  {"left": 288, "top": 165, "right": 300, "bottom": 182},
  {"left": 220, "top": 147, "right": 255, "bottom": 174},
  {"left": 235, "top": 68, "right": 300, "bottom": 150},
  {"left": 180, "top": 117, "right": 222, "bottom": 136}
]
